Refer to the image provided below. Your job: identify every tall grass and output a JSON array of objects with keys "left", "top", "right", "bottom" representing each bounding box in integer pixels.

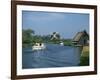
[{"left": 79, "top": 46, "right": 89, "bottom": 66}]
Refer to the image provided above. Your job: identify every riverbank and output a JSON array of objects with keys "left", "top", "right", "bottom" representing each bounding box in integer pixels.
[
  {"left": 79, "top": 46, "right": 89, "bottom": 66},
  {"left": 22, "top": 39, "right": 73, "bottom": 47}
]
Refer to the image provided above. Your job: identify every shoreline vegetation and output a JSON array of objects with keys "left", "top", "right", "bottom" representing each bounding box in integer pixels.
[
  {"left": 79, "top": 46, "right": 89, "bottom": 66},
  {"left": 22, "top": 29, "right": 89, "bottom": 66},
  {"left": 22, "top": 29, "right": 74, "bottom": 47}
]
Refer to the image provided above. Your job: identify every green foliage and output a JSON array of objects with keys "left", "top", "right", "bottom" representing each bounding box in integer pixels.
[
  {"left": 50, "top": 39, "right": 60, "bottom": 44},
  {"left": 22, "top": 29, "right": 34, "bottom": 44},
  {"left": 79, "top": 56, "right": 89, "bottom": 66},
  {"left": 41, "top": 35, "right": 51, "bottom": 42},
  {"left": 62, "top": 39, "right": 73, "bottom": 46},
  {"left": 79, "top": 47, "right": 89, "bottom": 66},
  {"left": 22, "top": 29, "right": 51, "bottom": 47},
  {"left": 32, "top": 35, "right": 43, "bottom": 44},
  {"left": 22, "top": 29, "right": 74, "bottom": 47}
]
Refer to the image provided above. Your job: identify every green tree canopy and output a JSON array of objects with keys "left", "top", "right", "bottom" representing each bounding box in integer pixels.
[{"left": 22, "top": 29, "right": 35, "bottom": 44}]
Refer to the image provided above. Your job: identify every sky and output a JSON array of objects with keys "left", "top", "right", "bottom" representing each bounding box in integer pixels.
[{"left": 22, "top": 11, "right": 89, "bottom": 39}]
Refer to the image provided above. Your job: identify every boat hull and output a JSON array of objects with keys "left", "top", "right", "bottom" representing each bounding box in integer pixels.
[{"left": 32, "top": 45, "right": 46, "bottom": 51}]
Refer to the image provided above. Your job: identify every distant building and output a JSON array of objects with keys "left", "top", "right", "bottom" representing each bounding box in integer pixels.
[
  {"left": 50, "top": 32, "right": 60, "bottom": 40},
  {"left": 72, "top": 30, "right": 89, "bottom": 45}
]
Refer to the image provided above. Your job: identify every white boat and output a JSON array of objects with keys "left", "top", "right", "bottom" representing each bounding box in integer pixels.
[
  {"left": 60, "top": 41, "right": 64, "bottom": 46},
  {"left": 32, "top": 43, "right": 46, "bottom": 51}
]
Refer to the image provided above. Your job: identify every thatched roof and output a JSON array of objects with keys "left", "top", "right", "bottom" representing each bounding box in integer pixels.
[{"left": 73, "top": 31, "right": 89, "bottom": 42}]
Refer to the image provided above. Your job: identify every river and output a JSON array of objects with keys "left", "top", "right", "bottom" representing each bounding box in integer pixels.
[{"left": 22, "top": 44, "right": 81, "bottom": 69}]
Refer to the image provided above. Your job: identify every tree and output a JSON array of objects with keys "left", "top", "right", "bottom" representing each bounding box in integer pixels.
[{"left": 22, "top": 29, "right": 35, "bottom": 44}]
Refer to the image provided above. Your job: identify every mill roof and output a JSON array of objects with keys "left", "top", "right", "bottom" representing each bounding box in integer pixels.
[{"left": 73, "top": 31, "right": 89, "bottom": 42}]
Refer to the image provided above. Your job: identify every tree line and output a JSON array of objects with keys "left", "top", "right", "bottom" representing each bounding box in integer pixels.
[
  {"left": 22, "top": 29, "right": 74, "bottom": 47},
  {"left": 22, "top": 29, "right": 54, "bottom": 47}
]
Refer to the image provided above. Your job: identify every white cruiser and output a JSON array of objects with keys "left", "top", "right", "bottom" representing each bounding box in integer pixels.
[{"left": 32, "top": 43, "right": 46, "bottom": 51}]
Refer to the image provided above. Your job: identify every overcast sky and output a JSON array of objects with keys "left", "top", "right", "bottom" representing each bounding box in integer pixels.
[{"left": 22, "top": 11, "right": 89, "bottom": 39}]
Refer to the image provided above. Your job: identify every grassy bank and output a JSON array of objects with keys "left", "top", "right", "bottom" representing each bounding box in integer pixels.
[
  {"left": 79, "top": 46, "right": 89, "bottom": 66},
  {"left": 62, "top": 39, "right": 74, "bottom": 46}
]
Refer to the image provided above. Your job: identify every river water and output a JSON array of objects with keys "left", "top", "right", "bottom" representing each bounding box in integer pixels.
[{"left": 22, "top": 44, "right": 81, "bottom": 69}]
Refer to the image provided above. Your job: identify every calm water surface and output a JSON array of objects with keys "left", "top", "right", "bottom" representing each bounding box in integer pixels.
[{"left": 22, "top": 44, "right": 81, "bottom": 69}]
